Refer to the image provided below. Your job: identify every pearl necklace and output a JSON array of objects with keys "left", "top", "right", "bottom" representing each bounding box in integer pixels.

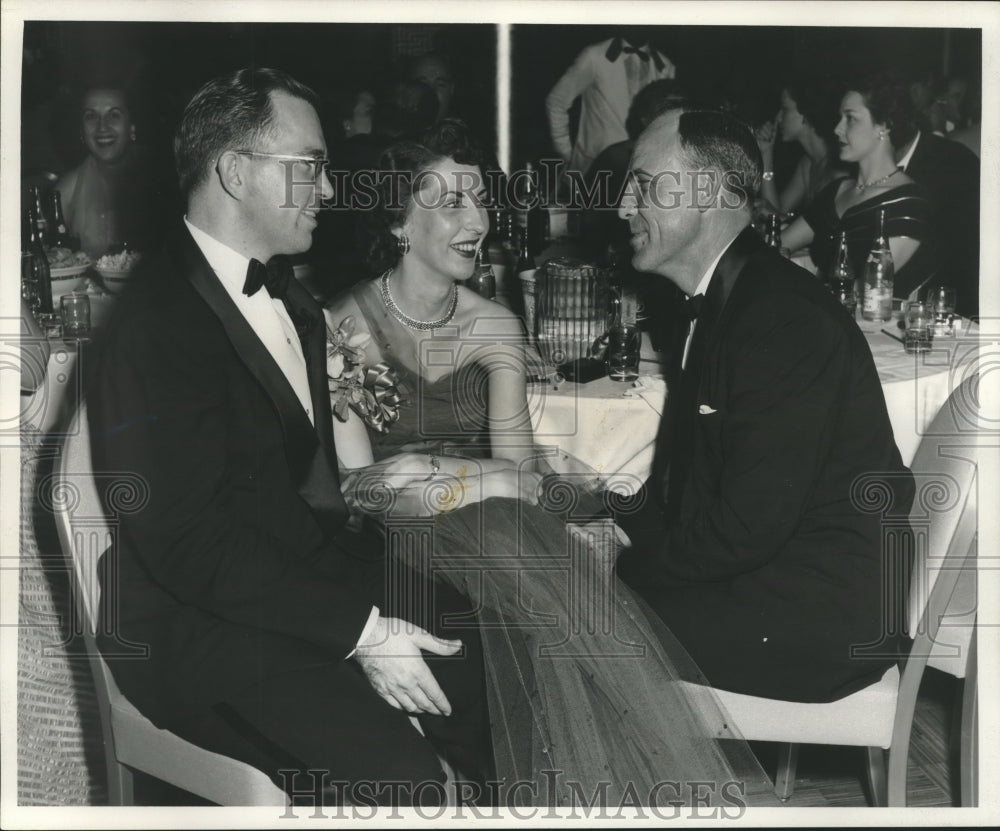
[
  {"left": 856, "top": 167, "right": 901, "bottom": 192},
  {"left": 380, "top": 270, "right": 458, "bottom": 331}
]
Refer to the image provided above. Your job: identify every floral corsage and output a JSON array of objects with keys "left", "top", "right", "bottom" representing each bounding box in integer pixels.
[{"left": 326, "top": 315, "right": 403, "bottom": 433}]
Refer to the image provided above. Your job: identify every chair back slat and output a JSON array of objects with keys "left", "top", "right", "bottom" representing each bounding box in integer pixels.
[
  {"left": 905, "top": 375, "right": 981, "bottom": 643},
  {"left": 53, "top": 407, "right": 108, "bottom": 636}
]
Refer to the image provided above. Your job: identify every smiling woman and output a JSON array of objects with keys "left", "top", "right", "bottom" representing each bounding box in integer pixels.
[
  {"left": 319, "top": 119, "right": 778, "bottom": 806},
  {"left": 55, "top": 84, "right": 165, "bottom": 258}
]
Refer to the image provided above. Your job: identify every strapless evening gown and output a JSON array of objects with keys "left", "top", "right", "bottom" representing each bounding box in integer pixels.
[{"left": 338, "top": 281, "right": 778, "bottom": 808}]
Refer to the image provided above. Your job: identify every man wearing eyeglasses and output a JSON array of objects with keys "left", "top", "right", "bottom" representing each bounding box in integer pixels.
[{"left": 84, "top": 68, "right": 492, "bottom": 805}]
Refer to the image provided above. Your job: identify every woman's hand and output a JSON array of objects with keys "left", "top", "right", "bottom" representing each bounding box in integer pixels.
[
  {"left": 754, "top": 118, "right": 778, "bottom": 161},
  {"left": 437, "top": 468, "right": 543, "bottom": 507},
  {"left": 341, "top": 453, "right": 440, "bottom": 515},
  {"left": 508, "top": 469, "right": 544, "bottom": 505},
  {"left": 567, "top": 519, "right": 623, "bottom": 574},
  {"left": 369, "top": 452, "right": 440, "bottom": 490}
]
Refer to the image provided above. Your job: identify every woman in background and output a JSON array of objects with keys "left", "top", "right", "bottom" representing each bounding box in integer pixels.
[
  {"left": 782, "top": 74, "right": 937, "bottom": 299},
  {"left": 756, "top": 80, "right": 847, "bottom": 217},
  {"left": 56, "top": 85, "right": 164, "bottom": 258}
]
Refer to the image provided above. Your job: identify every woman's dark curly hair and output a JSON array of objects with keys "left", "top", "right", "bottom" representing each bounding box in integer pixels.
[
  {"left": 784, "top": 77, "right": 841, "bottom": 140},
  {"left": 848, "top": 71, "right": 919, "bottom": 151},
  {"left": 360, "top": 117, "right": 487, "bottom": 275}
]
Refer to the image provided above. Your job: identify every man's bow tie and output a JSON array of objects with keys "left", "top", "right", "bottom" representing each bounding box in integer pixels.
[
  {"left": 243, "top": 256, "right": 293, "bottom": 299},
  {"left": 605, "top": 37, "right": 666, "bottom": 71},
  {"left": 682, "top": 294, "right": 705, "bottom": 322},
  {"left": 623, "top": 45, "right": 651, "bottom": 62}
]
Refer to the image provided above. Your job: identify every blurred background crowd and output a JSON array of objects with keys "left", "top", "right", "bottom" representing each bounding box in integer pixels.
[{"left": 20, "top": 22, "right": 983, "bottom": 310}]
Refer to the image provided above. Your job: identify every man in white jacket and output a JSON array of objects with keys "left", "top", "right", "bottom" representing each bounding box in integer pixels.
[{"left": 546, "top": 30, "right": 676, "bottom": 181}]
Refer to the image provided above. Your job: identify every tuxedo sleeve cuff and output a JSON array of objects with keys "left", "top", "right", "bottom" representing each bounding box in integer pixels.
[{"left": 345, "top": 606, "right": 380, "bottom": 660}]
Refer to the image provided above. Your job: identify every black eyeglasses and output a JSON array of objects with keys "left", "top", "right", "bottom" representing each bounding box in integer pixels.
[{"left": 232, "top": 150, "right": 329, "bottom": 183}]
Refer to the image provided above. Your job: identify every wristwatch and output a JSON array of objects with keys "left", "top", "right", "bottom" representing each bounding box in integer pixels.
[{"left": 762, "top": 171, "right": 775, "bottom": 182}]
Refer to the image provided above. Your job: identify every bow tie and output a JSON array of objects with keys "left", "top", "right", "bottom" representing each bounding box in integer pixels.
[
  {"left": 605, "top": 37, "right": 666, "bottom": 72},
  {"left": 623, "top": 45, "right": 650, "bottom": 61},
  {"left": 243, "top": 256, "right": 293, "bottom": 299},
  {"left": 682, "top": 294, "right": 704, "bottom": 322}
]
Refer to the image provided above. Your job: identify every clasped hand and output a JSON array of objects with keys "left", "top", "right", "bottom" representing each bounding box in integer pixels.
[{"left": 343, "top": 453, "right": 544, "bottom": 515}]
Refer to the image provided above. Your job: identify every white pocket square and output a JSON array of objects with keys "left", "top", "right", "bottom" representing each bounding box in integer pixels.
[{"left": 698, "top": 404, "right": 718, "bottom": 415}]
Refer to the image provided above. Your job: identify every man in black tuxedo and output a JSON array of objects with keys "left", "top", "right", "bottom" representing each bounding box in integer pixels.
[
  {"left": 85, "top": 68, "right": 491, "bottom": 802},
  {"left": 615, "top": 107, "right": 915, "bottom": 703},
  {"left": 895, "top": 128, "right": 980, "bottom": 320}
]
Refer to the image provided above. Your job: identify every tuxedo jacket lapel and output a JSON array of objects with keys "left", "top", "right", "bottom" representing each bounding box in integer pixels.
[
  {"left": 172, "top": 228, "right": 347, "bottom": 533},
  {"left": 660, "top": 227, "right": 763, "bottom": 515},
  {"left": 280, "top": 275, "right": 343, "bottom": 479}
]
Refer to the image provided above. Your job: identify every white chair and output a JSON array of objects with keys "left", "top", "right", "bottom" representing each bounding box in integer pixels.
[
  {"left": 682, "top": 376, "right": 981, "bottom": 806},
  {"left": 51, "top": 406, "right": 456, "bottom": 806},
  {"left": 51, "top": 406, "right": 289, "bottom": 806}
]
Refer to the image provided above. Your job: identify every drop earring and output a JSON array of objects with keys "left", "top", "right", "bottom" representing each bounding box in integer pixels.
[{"left": 397, "top": 234, "right": 410, "bottom": 256}]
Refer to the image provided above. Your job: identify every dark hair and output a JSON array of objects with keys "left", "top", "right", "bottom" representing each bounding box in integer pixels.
[
  {"left": 625, "top": 79, "right": 686, "bottom": 140},
  {"left": 784, "top": 78, "right": 841, "bottom": 139},
  {"left": 174, "top": 67, "right": 320, "bottom": 197},
  {"left": 78, "top": 83, "right": 134, "bottom": 116},
  {"left": 361, "top": 118, "right": 486, "bottom": 274},
  {"left": 675, "top": 108, "right": 763, "bottom": 210},
  {"left": 849, "top": 71, "right": 919, "bottom": 150}
]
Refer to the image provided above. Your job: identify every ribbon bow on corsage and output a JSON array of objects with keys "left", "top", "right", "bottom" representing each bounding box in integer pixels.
[{"left": 327, "top": 315, "right": 404, "bottom": 434}]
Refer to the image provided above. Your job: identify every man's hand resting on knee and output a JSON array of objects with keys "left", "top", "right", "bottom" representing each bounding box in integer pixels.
[{"left": 354, "top": 617, "right": 461, "bottom": 717}]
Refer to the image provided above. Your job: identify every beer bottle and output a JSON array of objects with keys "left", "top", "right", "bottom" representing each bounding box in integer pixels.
[
  {"left": 31, "top": 186, "right": 51, "bottom": 248},
  {"left": 764, "top": 213, "right": 782, "bottom": 249},
  {"left": 526, "top": 165, "right": 549, "bottom": 258},
  {"left": 861, "top": 209, "right": 894, "bottom": 322},
  {"left": 827, "top": 231, "right": 857, "bottom": 315},
  {"left": 515, "top": 162, "right": 537, "bottom": 238},
  {"left": 25, "top": 202, "right": 53, "bottom": 313},
  {"left": 466, "top": 246, "right": 496, "bottom": 300},
  {"left": 49, "top": 189, "right": 80, "bottom": 250},
  {"left": 516, "top": 228, "right": 536, "bottom": 280}
]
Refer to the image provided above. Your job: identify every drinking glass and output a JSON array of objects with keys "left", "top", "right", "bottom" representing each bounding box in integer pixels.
[
  {"left": 534, "top": 259, "right": 612, "bottom": 368},
  {"left": 60, "top": 292, "right": 91, "bottom": 338},
  {"left": 606, "top": 325, "right": 641, "bottom": 382},
  {"left": 903, "top": 300, "right": 933, "bottom": 354},
  {"left": 928, "top": 285, "right": 957, "bottom": 337}
]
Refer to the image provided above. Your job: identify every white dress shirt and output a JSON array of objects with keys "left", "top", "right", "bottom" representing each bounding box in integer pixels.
[
  {"left": 681, "top": 243, "right": 731, "bottom": 370},
  {"left": 184, "top": 218, "right": 314, "bottom": 425},
  {"left": 896, "top": 130, "right": 921, "bottom": 172},
  {"left": 184, "top": 219, "right": 379, "bottom": 655}
]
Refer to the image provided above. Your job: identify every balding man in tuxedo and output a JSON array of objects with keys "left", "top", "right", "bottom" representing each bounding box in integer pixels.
[{"left": 614, "top": 105, "right": 914, "bottom": 703}]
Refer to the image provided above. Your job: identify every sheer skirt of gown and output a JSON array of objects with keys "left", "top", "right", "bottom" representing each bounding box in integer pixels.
[{"left": 340, "top": 282, "right": 779, "bottom": 808}]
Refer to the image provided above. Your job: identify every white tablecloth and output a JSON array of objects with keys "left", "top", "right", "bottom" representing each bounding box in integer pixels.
[
  {"left": 19, "top": 292, "right": 114, "bottom": 435},
  {"left": 531, "top": 319, "right": 982, "bottom": 483},
  {"left": 21, "top": 340, "right": 83, "bottom": 435},
  {"left": 857, "top": 316, "right": 981, "bottom": 466},
  {"left": 22, "top": 304, "right": 982, "bottom": 476},
  {"left": 529, "top": 373, "right": 665, "bottom": 492}
]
